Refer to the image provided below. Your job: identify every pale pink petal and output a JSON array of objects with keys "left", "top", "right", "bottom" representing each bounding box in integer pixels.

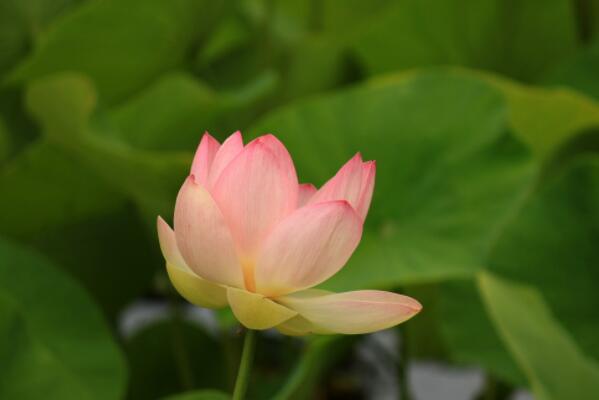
[
  {"left": 157, "top": 217, "right": 227, "bottom": 308},
  {"left": 356, "top": 161, "right": 376, "bottom": 219},
  {"left": 212, "top": 134, "right": 299, "bottom": 263},
  {"left": 308, "top": 153, "right": 364, "bottom": 211},
  {"left": 190, "top": 132, "right": 220, "bottom": 186},
  {"left": 274, "top": 289, "right": 335, "bottom": 335},
  {"left": 254, "top": 201, "right": 362, "bottom": 297},
  {"left": 298, "top": 183, "right": 317, "bottom": 207},
  {"left": 227, "top": 287, "right": 296, "bottom": 330},
  {"left": 156, "top": 216, "right": 188, "bottom": 269},
  {"left": 277, "top": 290, "right": 422, "bottom": 334},
  {"left": 174, "top": 176, "right": 243, "bottom": 288},
  {"left": 208, "top": 131, "right": 244, "bottom": 188}
]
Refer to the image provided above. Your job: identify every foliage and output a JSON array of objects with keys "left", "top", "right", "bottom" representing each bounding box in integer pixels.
[{"left": 0, "top": 0, "right": 598, "bottom": 398}]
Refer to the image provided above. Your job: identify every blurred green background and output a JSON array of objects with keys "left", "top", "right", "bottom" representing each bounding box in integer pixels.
[{"left": 1, "top": 0, "right": 598, "bottom": 399}]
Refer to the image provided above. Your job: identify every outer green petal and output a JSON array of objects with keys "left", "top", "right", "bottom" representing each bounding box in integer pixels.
[
  {"left": 166, "top": 263, "right": 228, "bottom": 309},
  {"left": 275, "top": 315, "right": 334, "bottom": 336},
  {"left": 227, "top": 287, "right": 296, "bottom": 330}
]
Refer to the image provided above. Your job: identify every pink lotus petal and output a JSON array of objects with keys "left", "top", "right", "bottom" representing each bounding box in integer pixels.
[
  {"left": 156, "top": 216, "right": 188, "bottom": 269},
  {"left": 277, "top": 290, "right": 422, "bottom": 334},
  {"left": 174, "top": 176, "right": 243, "bottom": 288},
  {"left": 298, "top": 183, "right": 317, "bottom": 207},
  {"left": 156, "top": 217, "right": 228, "bottom": 308},
  {"left": 308, "top": 153, "right": 364, "bottom": 211},
  {"left": 212, "top": 135, "right": 299, "bottom": 264},
  {"left": 190, "top": 132, "right": 220, "bottom": 186},
  {"left": 255, "top": 200, "right": 362, "bottom": 297},
  {"left": 208, "top": 131, "right": 244, "bottom": 188},
  {"left": 356, "top": 161, "right": 376, "bottom": 219}
]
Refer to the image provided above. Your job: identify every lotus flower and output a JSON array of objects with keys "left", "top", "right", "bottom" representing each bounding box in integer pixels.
[{"left": 157, "top": 131, "right": 421, "bottom": 334}]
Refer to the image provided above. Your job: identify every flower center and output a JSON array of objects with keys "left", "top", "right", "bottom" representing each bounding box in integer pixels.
[{"left": 241, "top": 260, "right": 256, "bottom": 292}]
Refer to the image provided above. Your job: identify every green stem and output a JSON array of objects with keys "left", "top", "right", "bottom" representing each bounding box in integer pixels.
[{"left": 232, "top": 329, "right": 257, "bottom": 400}]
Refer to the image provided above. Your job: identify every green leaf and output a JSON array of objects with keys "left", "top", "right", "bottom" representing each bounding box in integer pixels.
[
  {"left": 478, "top": 271, "right": 599, "bottom": 400},
  {"left": 436, "top": 157, "right": 599, "bottom": 389},
  {"left": 25, "top": 73, "right": 189, "bottom": 218},
  {"left": 351, "top": 0, "right": 579, "bottom": 82},
  {"left": 0, "top": 116, "right": 9, "bottom": 163},
  {"left": 0, "top": 140, "right": 157, "bottom": 317},
  {"left": 488, "top": 156, "right": 599, "bottom": 361},
  {"left": 125, "top": 318, "right": 227, "bottom": 400},
  {"left": 0, "top": 139, "right": 121, "bottom": 236},
  {"left": 0, "top": 237, "right": 126, "bottom": 399},
  {"left": 9, "top": 0, "right": 225, "bottom": 104},
  {"left": 437, "top": 280, "right": 526, "bottom": 386},
  {"left": 161, "top": 390, "right": 230, "bottom": 400},
  {"left": 0, "top": 0, "right": 83, "bottom": 75},
  {"left": 473, "top": 70, "right": 599, "bottom": 158},
  {"left": 544, "top": 41, "right": 599, "bottom": 100},
  {"left": 251, "top": 70, "right": 537, "bottom": 290},
  {"left": 108, "top": 72, "right": 229, "bottom": 152}
]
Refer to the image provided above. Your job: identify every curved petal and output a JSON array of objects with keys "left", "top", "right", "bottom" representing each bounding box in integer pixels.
[
  {"left": 255, "top": 201, "right": 363, "bottom": 296},
  {"left": 157, "top": 217, "right": 227, "bottom": 308},
  {"left": 277, "top": 290, "right": 422, "bottom": 334},
  {"left": 227, "top": 287, "right": 296, "bottom": 330},
  {"left": 356, "top": 161, "right": 376, "bottom": 220},
  {"left": 212, "top": 134, "right": 298, "bottom": 261},
  {"left": 208, "top": 131, "right": 244, "bottom": 188},
  {"left": 174, "top": 177, "right": 243, "bottom": 288},
  {"left": 157, "top": 216, "right": 188, "bottom": 269},
  {"left": 308, "top": 154, "right": 376, "bottom": 220},
  {"left": 308, "top": 153, "right": 364, "bottom": 210},
  {"left": 166, "top": 264, "right": 228, "bottom": 309},
  {"left": 298, "top": 183, "right": 317, "bottom": 207},
  {"left": 190, "top": 132, "right": 220, "bottom": 186},
  {"left": 274, "top": 289, "right": 335, "bottom": 335}
]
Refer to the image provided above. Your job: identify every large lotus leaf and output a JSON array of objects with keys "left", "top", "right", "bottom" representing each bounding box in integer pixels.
[
  {"left": 8, "top": 0, "right": 225, "bottom": 104},
  {"left": 436, "top": 279, "right": 526, "bottom": 386},
  {"left": 108, "top": 73, "right": 225, "bottom": 152},
  {"left": 478, "top": 271, "right": 599, "bottom": 400},
  {"left": 351, "top": 0, "right": 578, "bottom": 82},
  {"left": 251, "top": 71, "right": 538, "bottom": 290},
  {"left": 544, "top": 41, "right": 599, "bottom": 100},
  {"left": 0, "top": 139, "right": 120, "bottom": 236},
  {"left": 0, "top": 237, "right": 126, "bottom": 399},
  {"left": 437, "top": 157, "right": 599, "bottom": 389},
  {"left": 0, "top": 116, "right": 9, "bottom": 163},
  {"left": 376, "top": 69, "right": 599, "bottom": 159},
  {"left": 0, "top": 0, "right": 83, "bottom": 75},
  {"left": 476, "top": 71, "right": 599, "bottom": 158},
  {"left": 488, "top": 157, "right": 599, "bottom": 361},
  {"left": 240, "top": 0, "right": 393, "bottom": 40},
  {"left": 0, "top": 140, "right": 157, "bottom": 317},
  {"left": 24, "top": 71, "right": 278, "bottom": 221},
  {"left": 24, "top": 73, "right": 189, "bottom": 219},
  {"left": 438, "top": 152, "right": 599, "bottom": 384}
]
